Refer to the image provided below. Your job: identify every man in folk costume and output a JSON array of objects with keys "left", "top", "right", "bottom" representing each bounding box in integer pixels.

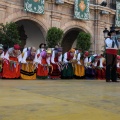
[
  {"left": 2, "top": 44, "right": 22, "bottom": 79},
  {"left": 21, "top": 47, "right": 37, "bottom": 80},
  {"left": 74, "top": 49, "right": 85, "bottom": 79},
  {"left": 116, "top": 55, "right": 120, "bottom": 78},
  {"left": 61, "top": 48, "right": 75, "bottom": 79},
  {"left": 50, "top": 47, "right": 62, "bottom": 79},
  {"left": 35, "top": 48, "right": 51, "bottom": 79},
  {"left": 0, "top": 44, "right": 3, "bottom": 78},
  {"left": 105, "top": 30, "right": 119, "bottom": 82}
]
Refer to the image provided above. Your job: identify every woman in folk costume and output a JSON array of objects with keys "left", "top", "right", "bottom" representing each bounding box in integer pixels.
[
  {"left": 96, "top": 54, "right": 106, "bottom": 80},
  {"left": 2, "top": 44, "right": 22, "bottom": 79},
  {"left": 50, "top": 47, "right": 62, "bottom": 79},
  {"left": 0, "top": 45, "right": 9, "bottom": 78},
  {"left": 0, "top": 44, "right": 3, "bottom": 78},
  {"left": 21, "top": 47, "right": 37, "bottom": 80},
  {"left": 74, "top": 49, "right": 85, "bottom": 79},
  {"left": 61, "top": 48, "right": 75, "bottom": 79},
  {"left": 36, "top": 43, "right": 46, "bottom": 55},
  {"left": 36, "top": 48, "right": 51, "bottom": 79},
  {"left": 116, "top": 55, "right": 120, "bottom": 78}
]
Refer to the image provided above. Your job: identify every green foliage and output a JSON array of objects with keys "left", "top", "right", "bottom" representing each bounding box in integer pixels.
[
  {"left": 76, "top": 32, "right": 91, "bottom": 52},
  {"left": 0, "top": 22, "right": 21, "bottom": 47},
  {"left": 46, "top": 27, "right": 63, "bottom": 47}
]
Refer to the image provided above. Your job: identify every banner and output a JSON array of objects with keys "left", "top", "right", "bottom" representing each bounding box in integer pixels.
[
  {"left": 74, "top": 0, "right": 90, "bottom": 20},
  {"left": 115, "top": 1, "right": 120, "bottom": 27},
  {"left": 24, "top": 0, "right": 44, "bottom": 14}
]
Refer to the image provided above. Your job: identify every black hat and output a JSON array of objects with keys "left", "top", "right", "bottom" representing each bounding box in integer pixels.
[
  {"left": 3, "top": 44, "right": 8, "bottom": 51},
  {"left": 39, "top": 43, "right": 46, "bottom": 48}
]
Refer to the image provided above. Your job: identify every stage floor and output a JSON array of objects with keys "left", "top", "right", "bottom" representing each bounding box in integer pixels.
[{"left": 0, "top": 79, "right": 120, "bottom": 120}]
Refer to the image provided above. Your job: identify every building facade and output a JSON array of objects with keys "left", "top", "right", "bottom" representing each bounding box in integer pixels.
[{"left": 0, "top": 0, "right": 118, "bottom": 53}]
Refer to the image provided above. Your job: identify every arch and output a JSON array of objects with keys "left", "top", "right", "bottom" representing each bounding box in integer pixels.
[
  {"left": 3, "top": 10, "right": 49, "bottom": 39},
  {"left": 61, "top": 21, "right": 93, "bottom": 52},
  {"left": 61, "top": 21, "right": 93, "bottom": 35},
  {"left": 13, "top": 17, "right": 47, "bottom": 40}
]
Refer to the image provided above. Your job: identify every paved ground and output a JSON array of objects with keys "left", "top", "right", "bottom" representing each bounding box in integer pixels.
[{"left": 0, "top": 79, "right": 120, "bottom": 120}]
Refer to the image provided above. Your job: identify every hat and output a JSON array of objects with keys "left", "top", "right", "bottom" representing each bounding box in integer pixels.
[
  {"left": 14, "top": 44, "right": 20, "bottom": 50},
  {"left": 39, "top": 43, "right": 46, "bottom": 48},
  {"left": 69, "top": 48, "right": 75, "bottom": 53},
  {"left": 84, "top": 51, "right": 89, "bottom": 56},
  {"left": 0, "top": 44, "right": 3, "bottom": 49},
  {"left": 3, "top": 45, "right": 8, "bottom": 51},
  {"left": 47, "top": 48, "right": 52, "bottom": 54}
]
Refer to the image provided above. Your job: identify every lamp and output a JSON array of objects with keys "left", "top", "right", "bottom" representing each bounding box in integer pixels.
[{"left": 103, "top": 28, "right": 109, "bottom": 38}]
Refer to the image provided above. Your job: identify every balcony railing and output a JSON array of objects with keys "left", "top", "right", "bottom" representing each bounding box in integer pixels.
[
  {"left": 90, "top": 0, "right": 116, "bottom": 10},
  {"left": 90, "top": 0, "right": 95, "bottom": 4}
]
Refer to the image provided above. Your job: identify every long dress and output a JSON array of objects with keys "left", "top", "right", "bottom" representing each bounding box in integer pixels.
[
  {"left": 84, "top": 56, "right": 96, "bottom": 79},
  {"left": 74, "top": 53, "right": 85, "bottom": 79},
  {"left": 61, "top": 52, "right": 74, "bottom": 79},
  {"left": 20, "top": 50, "right": 36, "bottom": 80},
  {"left": 36, "top": 53, "right": 50, "bottom": 79},
  {"left": 96, "top": 57, "right": 106, "bottom": 80},
  {"left": 50, "top": 51, "right": 62, "bottom": 79},
  {"left": 2, "top": 48, "right": 22, "bottom": 79}
]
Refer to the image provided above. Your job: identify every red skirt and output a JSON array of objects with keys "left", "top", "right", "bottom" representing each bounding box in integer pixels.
[
  {"left": 96, "top": 68, "right": 106, "bottom": 80},
  {"left": 37, "top": 64, "right": 48, "bottom": 77},
  {"left": 2, "top": 57, "right": 20, "bottom": 78},
  {"left": 50, "top": 63, "right": 61, "bottom": 79}
]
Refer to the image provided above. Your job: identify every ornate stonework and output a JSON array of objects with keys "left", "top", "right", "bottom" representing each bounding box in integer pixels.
[{"left": 0, "top": 0, "right": 116, "bottom": 53}]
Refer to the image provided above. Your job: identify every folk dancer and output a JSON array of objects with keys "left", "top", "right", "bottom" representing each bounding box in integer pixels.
[
  {"left": 96, "top": 54, "right": 106, "bottom": 80},
  {"left": 2, "top": 44, "right": 22, "bottom": 79},
  {"left": 50, "top": 47, "right": 62, "bottom": 79},
  {"left": 21, "top": 47, "right": 37, "bottom": 80},
  {"left": 0, "top": 45, "right": 9, "bottom": 78},
  {"left": 0, "top": 44, "right": 3, "bottom": 78},
  {"left": 35, "top": 48, "right": 51, "bottom": 79},
  {"left": 84, "top": 52, "right": 96, "bottom": 79},
  {"left": 74, "top": 49, "right": 85, "bottom": 79},
  {"left": 61, "top": 48, "right": 75, "bottom": 79}
]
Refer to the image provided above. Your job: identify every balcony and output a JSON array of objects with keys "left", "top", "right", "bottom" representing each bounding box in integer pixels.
[{"left": 90, "top": 0, "right": 95, "bottom": 4}]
